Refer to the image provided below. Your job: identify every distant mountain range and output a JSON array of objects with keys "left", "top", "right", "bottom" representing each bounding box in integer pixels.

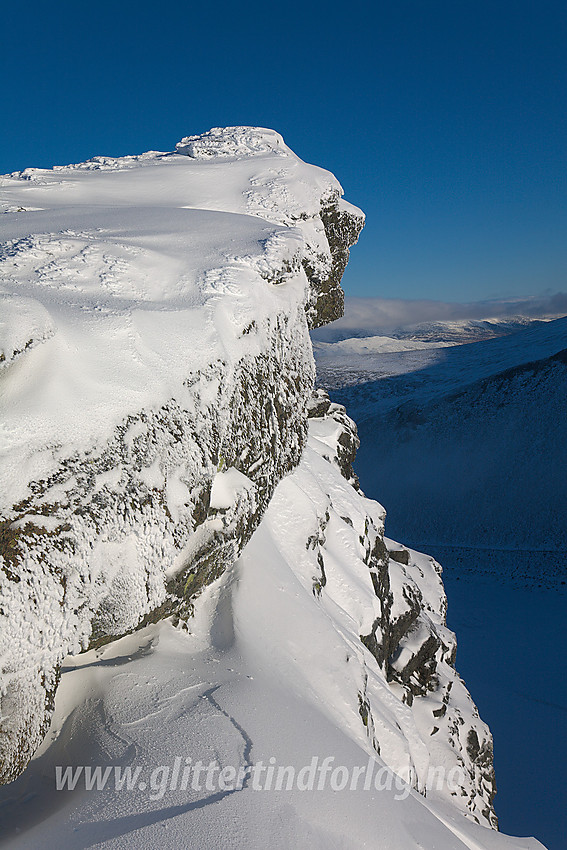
[
  {"left": 390, "top": 316, "right": 551, "bottom": 343},
  {"left": 321, "top": 315, "right": 567, "bottom": 574},
  {"left": 311, "top": 315, "right": 557, "bottom": 345}
]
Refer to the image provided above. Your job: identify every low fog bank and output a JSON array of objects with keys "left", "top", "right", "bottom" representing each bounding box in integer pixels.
[{"left": 312, "top": 292, "right": 567, "bottom": 341}]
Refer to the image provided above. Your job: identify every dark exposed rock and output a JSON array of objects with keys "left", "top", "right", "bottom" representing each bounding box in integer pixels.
[
  {"left": 305, "top": 191, "right": 364, "bottom": 329},
  {"left": 389, "top": 548, "right": 410, "bottom": 565},
  {"left": 306, "top": 388, "right": 332, "bottom": 419}
]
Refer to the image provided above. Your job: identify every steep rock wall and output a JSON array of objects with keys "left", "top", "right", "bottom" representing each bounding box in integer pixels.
[
  {"left": 0, "top": 129, "right": 499, "bottom": 835},
  {"left": 298, "top": 393, "right": 498, "bottom": 826},
  {"left": 0, "top": 128, "right": 363, "bottom": 783}
]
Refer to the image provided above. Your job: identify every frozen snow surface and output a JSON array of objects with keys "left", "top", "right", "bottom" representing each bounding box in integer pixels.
[
  {"left": 0, "top": 410, "right": 544, "bottom": 849},
  {"left": 0, "top": 126, "right": 353, "bottom": 509}
]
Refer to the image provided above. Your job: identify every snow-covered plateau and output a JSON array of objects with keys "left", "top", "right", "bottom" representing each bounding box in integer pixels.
[{"left": 0, "top": 128, "right": 546, "bottom": 848}]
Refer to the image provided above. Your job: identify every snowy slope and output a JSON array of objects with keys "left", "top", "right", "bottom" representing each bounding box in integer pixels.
[
  {"left": 0, "top": 406, "right": 544, "bottom": 849},
  {"left": 313, "top": 334, "right": 457, "bottom": 388},
  {"left": 325, "top": 316, "right": 567, "bottom": 563},
  {"left": 327, "top": 314, "right": 567, "bottom": 419},
  {"left": 0, "top": 129, "right": 549, "bottom": 849},
  {"left": 0, "top": 128, "right": 364, "bottom": 783},
  {"left": 313, "top": 317, "right": 562, "bottom": 389},
  {"left": 0, "top": 127, "right": 358, "bottom": 507},
  {"left": 314, "top": 333, "right": 456, "bottom": 357}
]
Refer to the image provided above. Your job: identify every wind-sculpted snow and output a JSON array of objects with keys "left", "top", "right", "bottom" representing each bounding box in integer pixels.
[
  {"left": 175, "top": 126, "right": 288, "bottom": 159},
  {"left": 0, "top": 128, "right": 363, "bottom": 783},
  {"left": 0, "top": 128, "right": 535, "bottom": 848},
  {"left": 0, "top": 403, "right": 541, "bottom": 849}
]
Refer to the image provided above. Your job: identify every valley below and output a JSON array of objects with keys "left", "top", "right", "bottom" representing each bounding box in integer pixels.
[{"left": 319, "top": 315, "right": 567, "bottom": 850}]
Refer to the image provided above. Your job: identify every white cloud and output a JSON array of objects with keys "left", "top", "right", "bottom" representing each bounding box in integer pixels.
[{"left": 312, "top": 292, "right": 567, "bottom": 339}]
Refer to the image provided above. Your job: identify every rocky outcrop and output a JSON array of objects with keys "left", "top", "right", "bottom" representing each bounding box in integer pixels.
[
  {"left": 0, "top": 128, "right": 363, "bottom": 784},
  {"left": 297, "top": 398, "right": 498, "bottom": 827},
  {"left": 303, "top": 193, "right": 364, "bottom": 328},
  {"left": 0, "top": 127, "right": 498, "bottom": 835},
  {"left": 307, "top": 388, "right": 360, "bottom": 488}
]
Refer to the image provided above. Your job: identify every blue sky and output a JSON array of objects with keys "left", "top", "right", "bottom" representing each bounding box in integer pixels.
[{"left": 2, "top": 0, "right": 566, "bottom": 303}]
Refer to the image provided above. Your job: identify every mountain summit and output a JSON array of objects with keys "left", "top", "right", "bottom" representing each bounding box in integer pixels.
[{"left": 0, "top": 129, "right": 544, "bottom": 849}]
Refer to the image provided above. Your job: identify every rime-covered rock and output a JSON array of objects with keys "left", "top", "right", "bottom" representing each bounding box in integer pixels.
[
  {"left": 0, "top": 127, "right": 501, "bottom": 842},
  {"left": 301, "top": 398, "right": 497, "bottom": 827},
  {"left": 0, "top": 128, "right": 363, "bottom": 783}
]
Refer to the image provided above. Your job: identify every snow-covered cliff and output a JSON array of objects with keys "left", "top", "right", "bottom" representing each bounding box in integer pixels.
[
  {"left": 0, "top": 398, "right": 543, "bottom": 849},
  {"left": 0, "top": 127, "right": 363, "bottom": 783},
  {"left": 0, "top": 127, "right": 545, "bottom": 849}
]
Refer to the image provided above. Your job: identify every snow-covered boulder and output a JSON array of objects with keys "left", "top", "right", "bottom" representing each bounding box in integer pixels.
[{"left": 0, "top": 128, "right": 363, "bottom": 783}]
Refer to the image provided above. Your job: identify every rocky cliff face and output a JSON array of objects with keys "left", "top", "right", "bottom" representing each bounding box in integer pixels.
[
  {"left": 0, "top": 127, "right": 497, "bottom": 836},
  {"left": 0, "top": 127, "right": 363, "bottom": 783},
  {"left": 303, "top": 392, "right": 497, "bottom": 827}
]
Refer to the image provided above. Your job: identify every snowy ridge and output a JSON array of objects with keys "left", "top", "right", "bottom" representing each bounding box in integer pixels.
[
  {"left": 311, "top": 307, "right": 562, "bottom": 344},
  {"left": 0, "top": 401, "right": 542, "bottom": 848},
  {"left": 390, "top": 316, "right": 555, "bottom": 344},
  {"left": 0, "top": 128, "right": 363, "bottom": 783},
  {"left": 274, "top": 394, "right": 499, "bottom": 827}
]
